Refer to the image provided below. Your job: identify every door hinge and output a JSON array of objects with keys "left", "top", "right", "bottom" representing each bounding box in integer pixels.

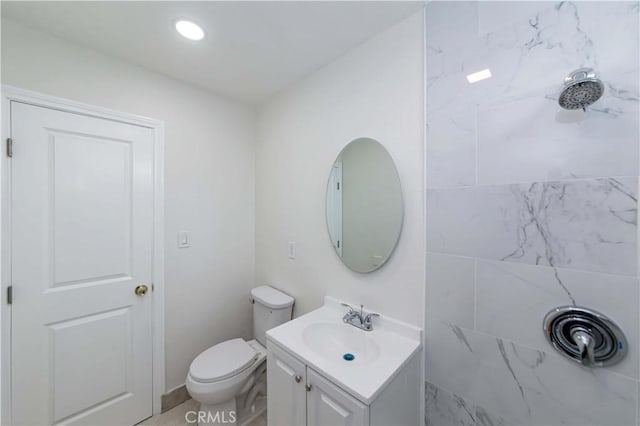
[
  {"left": 337, "top": 240, "right": 340, "bottom": 249},
  {"left": 7, "top": 286, "right": 12, "bottom": 305},
  {"left": 6, "top": 138, "right": 13, "bottom": 158},
  {"left": 337, "top": 182, "right": 340, "bottom": 190}
]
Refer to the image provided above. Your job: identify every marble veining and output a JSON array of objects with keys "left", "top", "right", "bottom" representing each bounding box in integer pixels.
[
  {"left": 426, "top": 177, "right": 638, "bottom": 276},
  {"left": 426, "top": 320, "right": 637, "bottom": 425},
  {"left": 475, "top": 258, "right": 640, "bottom": 380},
  {"left": 521, "top": 2, "right": 597, "bottom": 67},
  {"left": 426, "top": 1, "right": 639, "bottom": 115},
  {"left": 425, "top": 382, "right": 517, "bottom": 426},
  {"left": 425, "top": 382, "right": 475, "bottom": 426},
  {"left": 510, "top": 343, "right": 546, "bottom": 370},
  {"left": 497, "top": 338, "right": 530, "bottom": 416},
  {"left": 474, "top": 406, "right": 510, "bottom": 426},
  {"left": 502, "top": 178, "right": 637, "bottom": 274},
  {"left": 449, "top": 323, "right": 474, "bottom": 353},
  {"left": 425, "top": 1, "right": 640, "bottom": 425},
  {"left": 427, "top": 1, "right": 640, "bottom": 187}
]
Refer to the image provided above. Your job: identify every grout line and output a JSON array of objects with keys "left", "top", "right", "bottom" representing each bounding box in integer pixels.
[
  {"left": 456, "top": 322, "right": 640, "bottom": 383},
  {"left": 425, "top": 251, "right": 640, "bottom": 280},
  {"left": 426, "top": 175, "right": 640, "bottom": 190},
  {"left": 425, "top": 251, "right": 477, "bottom": 261},
  {"left": 473, "top": 259, "right": 478, "bottom": 331},
  {"left": 474, "top": 105, "right": 479, "bottom": 187},
  {"left": 636, "top": 381, "right": 639, "bottom": 426},
  {"left": 425, "top": 379, "right": 513, "bottom": 424}
]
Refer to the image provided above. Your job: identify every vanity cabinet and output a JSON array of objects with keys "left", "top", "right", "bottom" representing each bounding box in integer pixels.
[
  {"left": 265, "top": 299, "right": 422, "bottom": 426},
  {"left": 267, "top": 342, "right": 397, "bottom": 426},
  {"left": 306, "top": 368, "right": 368, "bottom": 426},
  {"left": 267, "top": 341, "right": 306, "bottom": 426}
]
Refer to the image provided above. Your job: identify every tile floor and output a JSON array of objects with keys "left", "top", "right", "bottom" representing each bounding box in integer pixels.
[{"left": 138, "top": 399, "right": 267, "bottom": 426}]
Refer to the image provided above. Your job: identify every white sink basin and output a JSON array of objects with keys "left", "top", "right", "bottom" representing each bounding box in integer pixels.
[
  {"left": 301, "top": 322, "right": 381, "bottom": 364},
  {"left": 266, "top": 297, "right": 422, "bottom": 404}
]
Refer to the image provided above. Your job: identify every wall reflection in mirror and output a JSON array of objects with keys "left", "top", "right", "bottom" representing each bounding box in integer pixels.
[{"left": 326, "top": 138, "right": 403, "bottom": 273}]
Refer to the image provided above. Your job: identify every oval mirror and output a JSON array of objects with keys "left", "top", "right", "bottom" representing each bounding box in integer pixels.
[{"left": 325, "top": 138, "right": 403, "bottom": 273}]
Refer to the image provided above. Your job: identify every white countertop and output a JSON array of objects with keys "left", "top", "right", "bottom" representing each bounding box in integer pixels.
[{"left": 266, "top": 297, "right": 422, "bottom": 404}]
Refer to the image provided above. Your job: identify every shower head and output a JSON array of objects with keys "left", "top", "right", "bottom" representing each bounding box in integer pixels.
[{"left": 558, "top": 68, "right": 604, "bottom": 111}]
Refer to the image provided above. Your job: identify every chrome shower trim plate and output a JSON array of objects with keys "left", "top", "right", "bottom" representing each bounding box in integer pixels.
[{"left": 543, "top": 306, "right": 627, "bottom": 367}]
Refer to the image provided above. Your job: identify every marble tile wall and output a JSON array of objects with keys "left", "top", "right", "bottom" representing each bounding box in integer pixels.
[{"left": 424, "top": 2, "right": 640, "bottom": 425}]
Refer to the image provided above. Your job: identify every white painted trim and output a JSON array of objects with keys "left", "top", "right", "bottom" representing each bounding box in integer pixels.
[
  {"left": 1, "top": 85, "right": 13, "bottom": 426},
  {"left": 420, "top": 6, "right": 427, "bottom": 426},
  {"left": 151, "top": 117, "right": 166, "bottom": 417},
  {"left": 0, "top": 85, "right": 166, "bottom": 422},
  {"left": 1, "top": 86, "right": 161, "bottom": 129}
]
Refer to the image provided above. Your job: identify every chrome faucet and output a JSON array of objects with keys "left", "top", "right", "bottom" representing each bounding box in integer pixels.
[
  {"left": 341, "top": 303, "right": 380, "bottom": 331},
  {"left": 341, "top": 303, "right": 362, "bottom": 323}
]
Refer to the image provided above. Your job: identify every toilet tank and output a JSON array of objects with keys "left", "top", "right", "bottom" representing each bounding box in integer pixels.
[{"left": 251, "top": 285, "right": 294, "bottom": 346}]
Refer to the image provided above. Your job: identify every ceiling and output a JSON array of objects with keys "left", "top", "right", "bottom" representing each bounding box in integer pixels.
[{"left": 1, "top": 1, "right": 423, "bottom": 104}]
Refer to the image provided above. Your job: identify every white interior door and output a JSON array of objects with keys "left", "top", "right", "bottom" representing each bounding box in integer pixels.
[{"left": 10, "top": 101, "right": 155, "bottom": 425}]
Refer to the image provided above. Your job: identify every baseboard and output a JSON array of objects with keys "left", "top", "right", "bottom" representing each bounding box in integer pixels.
[{"left": 161, "top": 384, "right": 190, "bottom": 413}]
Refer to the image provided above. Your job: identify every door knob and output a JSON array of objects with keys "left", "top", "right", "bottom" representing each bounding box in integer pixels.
[
  {"left": 135, "top": 284, "right": 148, "bottom": 296},
  {"left": 294, "top": 375, "right": 302, "bottom": 383},
  {"left": 305, "top": 384, "right": 312, "bottom": 392}
]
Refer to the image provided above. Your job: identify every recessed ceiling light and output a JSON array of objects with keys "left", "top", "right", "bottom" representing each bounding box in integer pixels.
[
  {"left": 466, "top": 68, "right": 492, "bottom": 84},
  {"left": 175, "top": 20, "right": 204, "bottom": 41}
]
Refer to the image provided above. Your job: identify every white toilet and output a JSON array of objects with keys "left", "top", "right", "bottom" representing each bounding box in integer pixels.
[{"left": 186, "top": 285, "right": 294, "bottom": 425}]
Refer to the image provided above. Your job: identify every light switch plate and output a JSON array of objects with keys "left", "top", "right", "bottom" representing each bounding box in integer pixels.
[
  {"left": 288, "top": 241, "right": 296, "bottom": 259},
  {"left": 178, "top": 231, "right": 190, "bottom": 248}
]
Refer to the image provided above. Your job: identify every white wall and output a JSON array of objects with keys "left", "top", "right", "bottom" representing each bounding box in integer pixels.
[
  {"left": 255, "top": 11, "right": 425, "bottom": 326},
  {"left": 1, "top": 19, "right": 256, "bottom": 392}
]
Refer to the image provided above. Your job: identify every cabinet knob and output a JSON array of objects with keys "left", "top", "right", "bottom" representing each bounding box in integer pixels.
[
  {"left": 305, "top": 384, "right": 312, "bottom": 392},
  {"left": 294, "top": 375, "right": 302, "bottom": 383}
]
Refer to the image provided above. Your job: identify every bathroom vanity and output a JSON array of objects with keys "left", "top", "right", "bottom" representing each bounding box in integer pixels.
[{"left": 266, "top": 298, "right": 422, "bottom": 426}]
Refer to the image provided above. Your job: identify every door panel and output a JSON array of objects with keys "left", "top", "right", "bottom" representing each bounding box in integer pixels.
[
  {"left": 50, "top": 307, "right": 132, "bottom": 423},
  {"left": 10, "top": 101, "right": 154, "bottom": 425},
  {"left": 52, "top": 131, "right": 132, "bottom": 286},
  {"left": 307, "top": 368, "right": 368, "bottom": 426}
]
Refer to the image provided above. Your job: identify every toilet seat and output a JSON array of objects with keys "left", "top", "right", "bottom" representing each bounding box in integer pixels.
[{"left": 189, "top": 338, "right": 257, "bottom": 383}]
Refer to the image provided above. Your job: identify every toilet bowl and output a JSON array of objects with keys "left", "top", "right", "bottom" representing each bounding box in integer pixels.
[
  {"left": 186, "top": 339, "right": 266, "bottom": 425},
  {"left": 186, "top": 285, "right": 294, "bottom": 426},
  {"left": 186, "top": 339, "right": 266, "bottom": 405}
]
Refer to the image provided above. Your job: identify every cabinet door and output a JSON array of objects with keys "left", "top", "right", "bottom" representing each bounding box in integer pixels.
[
  {"left": 307, "top": 368, "right": 369, "bottom": 426},
  {"left": 267, "top": 341, "right": 307, "bottom": 426}
]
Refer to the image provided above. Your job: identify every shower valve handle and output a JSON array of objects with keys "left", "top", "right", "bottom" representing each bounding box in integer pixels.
[{"left": 572, "top": 329, "right": 596, "bottom": 366}]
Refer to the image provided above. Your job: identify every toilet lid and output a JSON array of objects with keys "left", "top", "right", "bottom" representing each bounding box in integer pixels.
[{"left": 189, "top": 338, "right": 257, "bottom": 383}]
